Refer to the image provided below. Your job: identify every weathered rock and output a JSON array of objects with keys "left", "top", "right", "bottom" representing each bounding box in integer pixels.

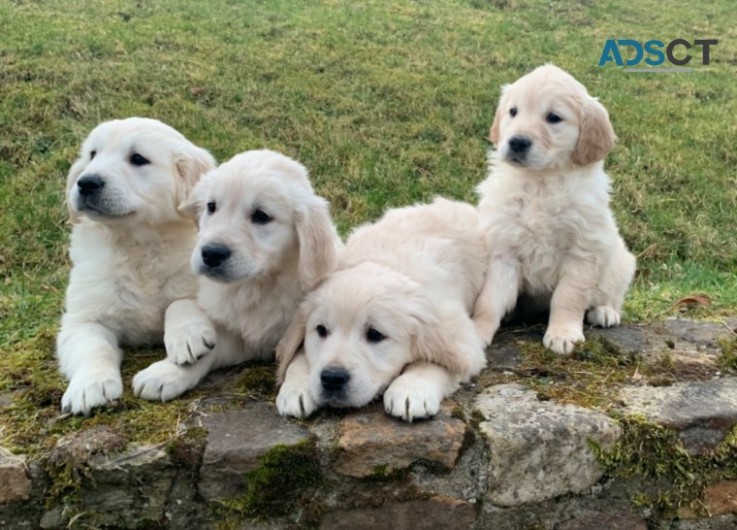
[
  {"left": 333, "top": 403, "right": 466, "bottom": 478},
  {"left": 589, "top": 325, "right": 644, "bottom": 356},
  {"left": 0, "top": 449, "right": 31, "bottom": 503},
  {"left": 558, "top": 511, "right": 648, "bottom": 530},
  {"left": 50, "top": 425, "right": 127, "bottom": 464},
  {"left": 664, "top": 318, "right": 733, "bottom": 348},
  {"left": 618, "top": 379, "right": 737, "bottom": 454},
  {"left": 474, "top": 384, "right": 621, "bottom": 507},
  {"left": 673, "top": 513, "right": 737, "bottom": 530},
  {"left": 197, "top": 402, "right": 311, "bottom": 500},
  {"left": 81, "top": 444, "right": 175, "bottom": 527},
  {"left": 320, "top": 495, "right": 477, "bottom": 530},
  {"left": 409, "top": 428, "right": 488, "bottom": 503},
  {"left": 703, "top": 481, "right": 737, "bottom": 517}
]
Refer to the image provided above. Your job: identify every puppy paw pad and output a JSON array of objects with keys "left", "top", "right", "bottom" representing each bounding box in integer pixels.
[
  {"left": 543, "top": 329, "right": 585, "bottom": 355},
  {"left": 586, "top": 306, "right": 621, "bottom": 328},
  {"left": 165, "top": 323, "right": 217, "bottom": 365}
]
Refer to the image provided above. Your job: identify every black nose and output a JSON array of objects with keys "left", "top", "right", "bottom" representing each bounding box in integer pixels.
[
  {"left": 201, "top": 244, "right": 231, "bottom": 268},
  {"left": 77, "top": 175, "right": 105, "bottom": 196},
  {"left": 321, "top": 366, "right": 350, "bottom": 394},
  {"left": 508, "top": 135, "right": 532, "bottom": 154}
]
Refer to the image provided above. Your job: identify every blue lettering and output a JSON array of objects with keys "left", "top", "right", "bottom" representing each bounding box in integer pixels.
[
  {"left": 644, "top": 40, "right": 665, "bottom": 66},
  {"left": 618, "top": 39, "right": 644, "bottom": 67},
  {"left": 599, "top": 39, "right": 623, "bottom": 66}
]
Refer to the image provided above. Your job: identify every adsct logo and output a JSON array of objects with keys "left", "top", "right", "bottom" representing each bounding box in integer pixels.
[{"left": 599, "top": 39, "right": 718, "bottom": 72}]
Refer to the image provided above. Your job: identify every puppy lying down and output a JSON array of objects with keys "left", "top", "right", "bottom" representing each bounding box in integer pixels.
[{"left": 276, "top": 198, "right": 488, "bottom": 422}]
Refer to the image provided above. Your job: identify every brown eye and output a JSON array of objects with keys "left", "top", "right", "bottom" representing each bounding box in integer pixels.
[
  {"left": 546, "top": 112, "right": 562, "bottom": 124},
  {"left": 510, "top": 107, "right": 518, "bottom": 117},
  {"left": 130, "top": 153, "right": 150, "bottom": 166},
  {"left": 366, "top": 327, "right": 385, "bottom": 343},
  {"left": 316, "top": 325, "right": 328, "bottom": 338},
  {"left": 251, "top": 209, "right": 273, "bottom": 225},
  {"left": 207, "top": 202, "right": 216, "bottom": 214},
  {"left": 90, "top": 150, "right": 97, "bottom": 159}
]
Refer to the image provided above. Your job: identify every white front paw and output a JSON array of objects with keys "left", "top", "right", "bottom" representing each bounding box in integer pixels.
[
  {"left": 383, "top": 375, "right": 441, "bottom": 422},
  {"left": 165, "top": 321, "right": 216, "bottom": 365},
  {"left": 586, "top": 306, "right": 621, "bottom": 328},
  {"left": 276, "top": 378, "right": 317, "bottom": 418},
  {"left": 132, "top": 360, "right": 197, "bottom": 402},
  {"left": 62, "top": 369, "right": 123, "bottom": 416},
  {"left": 543, "top": 327, "right": 585, "bottom": 355}
]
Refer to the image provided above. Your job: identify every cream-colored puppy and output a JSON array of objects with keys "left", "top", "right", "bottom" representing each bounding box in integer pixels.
[
  {"left": 57, "top": 117, "right": 216, "bottom": 415},
  {"left": 473, "top": 64, "right": 636, "bottom": 355},
  {"left": 276, "top": 198, "right": 488, "bottom": 422},
  {"left": 132, "top": 149, "right": 341, "bottom": 401}
]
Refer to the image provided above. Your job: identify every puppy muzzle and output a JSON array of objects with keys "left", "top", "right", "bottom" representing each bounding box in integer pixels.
[
  {"left": 320, "top": 366, "right": 351, "bottom": 404},
  {"left": 505, "top": 135, "right": 533, "bottom": 165}
]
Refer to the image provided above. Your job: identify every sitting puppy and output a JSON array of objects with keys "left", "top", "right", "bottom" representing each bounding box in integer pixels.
[
  {"left": 132, "top": 149, "right": 341, "bottom": 400},
  {"left": 275, "top": 198, "right": 488, "bottom": 422},
  {"left": 57, "top": 117, "right": 216, "bottom": 415},
  {"left": 473, "top": 64, "right": 636, "bottom": 355}
]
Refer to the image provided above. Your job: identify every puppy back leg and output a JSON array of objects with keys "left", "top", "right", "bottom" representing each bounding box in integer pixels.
[
  {"left": 586, "top": 241, "right": 636, "bottom": 328},
  {"left": 472, "top": 256, "right": 520, "bottom": 346},
  {"left": 57, "top": 318, "right": 123, "bottom": 416}
]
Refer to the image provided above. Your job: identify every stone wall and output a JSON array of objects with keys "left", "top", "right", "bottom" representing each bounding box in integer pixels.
[{"left": 2, "top": 317, "right": 736, "bottom": 529}]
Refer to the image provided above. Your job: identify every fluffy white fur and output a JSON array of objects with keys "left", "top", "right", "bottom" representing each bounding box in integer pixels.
[
  {"left": 57, "top": 117, "right": 216, "bottom": 415},
  {"left": 276, "top": 198, "right": 488, "bottom": 422},
  {"left": 473, "top": 64, "right": 636, "bottom": 355},
  {"left": 132, "top": 149, "right": 342, "bottom": 401}
]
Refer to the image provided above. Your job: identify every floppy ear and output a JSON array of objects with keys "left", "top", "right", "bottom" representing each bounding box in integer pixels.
[
  {"left": 175, "top": 143, "right": 216, "bottom": 212},
  {"left": 295, "top": 195, "right": 341, "bottom": 291},
  {"left": 489, "top": 84, "right": 510, "bottom": 145},
  {"left": 275, "top": 300, "right": 311, "bottom": 385},
  {"left": 177, "top": 173, "right": 209, "bottom": 222},
  {"left": 407, "top": 295, "right": 485, "bottom": 378},
  {"left": 65, "top": 156, "right": 87, "bottom": 224},
  {"left": 571, "top": 97, "right": 616, "bottom": 166}
]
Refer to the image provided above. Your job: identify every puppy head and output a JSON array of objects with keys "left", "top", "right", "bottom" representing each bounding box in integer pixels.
[
  {"left": 66, "top": 117, "right": 215, "bottom": 225},
  {"left": 184, "top": 149, "right": 340, "bottom": 285},
  {"left": 490, "top": 64, "right": 615, "bottom": 170},
  {"left": 276, "top": 263, "right": 471, "bottom": 409}
]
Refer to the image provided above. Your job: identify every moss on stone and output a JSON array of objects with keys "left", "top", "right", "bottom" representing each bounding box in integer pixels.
[
  {"left": 593, "top": 416, "right": 737, "bottom": 519},
  {"left": 235, "top": 364, "right": 277, "bottom": 400},
  {"left": 215, "top": 440, "right": 321, "bottom": 521},
  {"left": 166, "top": 427, "right": 207, "bottom": 469},
  {"left": 718, "top": 336, "right": 737, "bottom": 371},
  {"left": 507, "top": 337, "right": 635, "bottom": 410}
]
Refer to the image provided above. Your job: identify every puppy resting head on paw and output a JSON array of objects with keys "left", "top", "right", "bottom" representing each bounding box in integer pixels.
[{"left": 276, "top": 262, "right": 472, "bottom": 409}]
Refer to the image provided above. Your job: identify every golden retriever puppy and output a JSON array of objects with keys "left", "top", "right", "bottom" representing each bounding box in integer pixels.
[
  {"left": 275, "top": 198, "right": 488, "bottom": 422},
  {"left": 132, "top": 149, "right": 341, "bottom": 401},
  {"left": 473, "top": 64, "right": 636, "bottom": 355},
  {"left": 57, "top": 117, "right": 216, "bottom": 415}
]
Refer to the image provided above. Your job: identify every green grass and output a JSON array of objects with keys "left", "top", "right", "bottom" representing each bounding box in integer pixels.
[{"left": 0, "top": 0, "right": 736, "bottom": 451}]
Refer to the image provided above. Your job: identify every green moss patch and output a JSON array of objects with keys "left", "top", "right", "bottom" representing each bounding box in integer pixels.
[
  {"left": 718, "top": 336, "right": 737, "bottom": 372},
  {"left": 215, "top": 440, "right": 321, "bottom": 521},
  {"left": 594, "top": 416, "right": 737, "bottom": 518},
  {"left": 496, "top": 336, "right": 637, "bottom": 410}
]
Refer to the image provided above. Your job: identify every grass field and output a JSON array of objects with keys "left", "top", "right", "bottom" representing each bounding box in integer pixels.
[{"left": 0, "top": 0, "right": 736, "bottom": 453}]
